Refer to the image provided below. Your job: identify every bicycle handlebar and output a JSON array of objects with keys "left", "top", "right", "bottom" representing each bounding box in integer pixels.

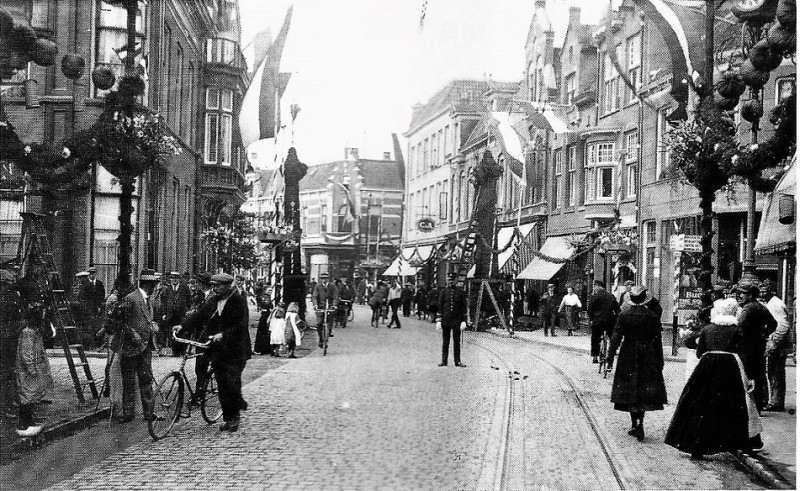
[{"left": 172, "top": 332, "right": 212, "bottom": 349}]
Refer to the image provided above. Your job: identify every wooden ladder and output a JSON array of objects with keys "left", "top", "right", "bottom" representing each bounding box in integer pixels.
[{"left": 17, "top": 213, "right": 99, "bottom": 403}]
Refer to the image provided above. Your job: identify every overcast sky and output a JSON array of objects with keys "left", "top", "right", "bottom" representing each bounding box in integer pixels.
[{"left": 238, "top": 0, "right": 610, "bottom": 166}]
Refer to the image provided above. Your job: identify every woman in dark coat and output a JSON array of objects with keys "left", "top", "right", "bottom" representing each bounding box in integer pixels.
[
  {"left": 253, "top": 295, "right": 274, "bottom": 355},
  {"left": 665, "top": 298, "right": 763, "bottom": 458},
  {"left": 607, "top": 285, "right": 667, "bottom": 442},
  {"left": 368, "top": 282, "right": 386, "bottom": 327}
]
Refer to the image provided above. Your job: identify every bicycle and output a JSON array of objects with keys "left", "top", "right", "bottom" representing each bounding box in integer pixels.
[
  {"left": 314, "top": 303, "right": 336, "bottom": 356},
  {"left": 147, "top": 333, "right": 222, "bottom": 441},
  {"left": 597, "top": 332, "right": 611, "bottom": 379}
]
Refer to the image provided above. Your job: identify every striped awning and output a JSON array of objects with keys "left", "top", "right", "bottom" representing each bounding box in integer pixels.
[
  {"left": 517, "top": 236, "right": 574, "bottom": 280},
  {"left": 756, "top": 156, "right": 796, "bottom": 255}
]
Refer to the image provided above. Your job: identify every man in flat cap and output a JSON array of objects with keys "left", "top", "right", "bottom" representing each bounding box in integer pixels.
[
  {"left": 108, "top": 269, "right": 159, "bottom": 423},
  {"left": 179, "top": 273, "right": 251, "bottom": 432},
  {"left": 437, "top": 273, "right": 467, "bottom": 367},
  {"left": 737, "top": 280, "right": 777, "bottom": 412},
  {"left": 161, "top": 271, "right": 191, "bottom": 356},
  {"left": 312, "top": 272, "right": 339, "bottom": 346},
  {"left": 540, "top": 283, "right": 559, "bottom": 336}
]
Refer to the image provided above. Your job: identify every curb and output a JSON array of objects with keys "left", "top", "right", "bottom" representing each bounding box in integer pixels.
[
  {"left": 46, "top": 350, "right": 108, "bottom": 359},
  {"left": 5, "top": 407, "right": 111, "bottom": 460},
  {"left": 733, "top": 450, "right": 795, "bottom": 490},
  {"left": 489, "top": 330, "right": 794, "bottom": 489}
]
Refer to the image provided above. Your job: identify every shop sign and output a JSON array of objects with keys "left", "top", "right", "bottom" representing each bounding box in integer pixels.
[{"left": 417, "top": 218, "right": 435, "bottom": 232}]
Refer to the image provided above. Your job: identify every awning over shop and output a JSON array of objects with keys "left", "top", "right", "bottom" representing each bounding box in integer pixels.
[
  {"left": 415, "top": 245, "right": 435, "bottom": 262},
  {"left": 499, "top": 223, "right": 537, "bottom": 275},
  {"left": 516, "top": 236, "right": 574, "bottom": 280},
  {"left": 496, "top": 226, "right": 518, "bottom": 271},
  {"left": 756, "top": 156, "right": 796, "bottom": 255},
  {"left": 382, "top": 256, "right": 402, "bottom": 276},
  {"left": 398, "top": 262, "right": 420, "bottom": 276},
  {"left": 399, "top": 247, "right": 415, "bottom": 261}
]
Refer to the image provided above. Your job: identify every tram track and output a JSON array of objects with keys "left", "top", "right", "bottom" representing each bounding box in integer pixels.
[{"left": 465, "top": 333, "right": 629, "bottom": 491}]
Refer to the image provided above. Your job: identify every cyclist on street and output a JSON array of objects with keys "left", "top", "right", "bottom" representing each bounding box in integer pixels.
[
  {"left": 587, "top": 280, "right": 620, "bottom": 364},
  {"left": 312, "top": 272, "right": 339, "bottom": 346}
]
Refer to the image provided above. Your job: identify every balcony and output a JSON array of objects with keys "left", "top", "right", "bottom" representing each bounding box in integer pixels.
[
  {"left": 205, "top": 38, "right": 246, "bottom": 70},
  {"left": 200, "top": 165, "right": 246, "bottom": 204}
]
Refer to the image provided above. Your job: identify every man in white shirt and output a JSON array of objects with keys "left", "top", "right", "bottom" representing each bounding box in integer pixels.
[{"left": 762, "top": 280, "right": 791, "bottom": 412}]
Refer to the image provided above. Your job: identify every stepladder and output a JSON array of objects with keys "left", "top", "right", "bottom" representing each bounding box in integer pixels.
[{"left": 15, "top": 213, "right": 99, "bottom": 403}]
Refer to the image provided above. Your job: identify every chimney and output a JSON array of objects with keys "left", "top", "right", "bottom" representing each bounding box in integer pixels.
[
  {"left": 383, "top": 152, "right": 391, "bottom": 160},
  {"left": 569, "top": 7, "right": 581, "bottom": 25},
  {"left": 345, "top": 147, "right": 359, "bottom": 160}
]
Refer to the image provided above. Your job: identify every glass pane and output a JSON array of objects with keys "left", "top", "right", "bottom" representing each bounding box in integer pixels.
[
  {"left": 220, "top": 114, "right": 232, "bottom": 164},
  {"left": 206, "top": 88, "right": 219, "bottom": 109},
  {"left": 206, "top": 113, "right": 218, "bottom": 162},
  {"left": 221, "top": 89, "right": 233, "bottom": 111},
  {"left": 599, "top": 168, "right": 613, "bottom": 198}
]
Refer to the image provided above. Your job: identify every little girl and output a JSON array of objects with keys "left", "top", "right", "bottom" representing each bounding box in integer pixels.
[
  {"left": 269, "top": 303, "right": 286, "bottom": 357},
  {"left": 16, "top": 323, "right": 54, "bottom": 437},
  {"left": 284, "top": 302, "right": 303, "bottom": 358}
]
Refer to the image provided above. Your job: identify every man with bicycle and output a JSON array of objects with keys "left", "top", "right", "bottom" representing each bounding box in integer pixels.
[
  {"left": 178, "top": 273, "right": 250, "bottom": 432},
  {"left": 587, "top": 280, "right": 620, "bottom": 364},
  {"left": 312, "top": 272, "right": 339, "bottom": 347}
]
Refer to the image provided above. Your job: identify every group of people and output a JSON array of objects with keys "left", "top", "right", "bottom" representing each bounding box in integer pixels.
[{"left": 585, "top": 275, "right": 792, "bottom": 459}]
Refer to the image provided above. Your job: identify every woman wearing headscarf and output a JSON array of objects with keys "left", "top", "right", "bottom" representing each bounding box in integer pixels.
[
  {"left": 607, "top": 285, "right": 668, "bottom": 442},
  {"left": 665, "top": 298, "right": 763, "bottom": 458}
]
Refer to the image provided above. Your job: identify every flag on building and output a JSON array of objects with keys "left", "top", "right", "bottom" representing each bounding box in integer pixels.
[{"left": 239, "top": 6, "right": 293, "bottom": 148}]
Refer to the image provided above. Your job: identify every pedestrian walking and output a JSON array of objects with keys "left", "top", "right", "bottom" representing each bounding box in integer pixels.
[
  {"left": 337, "top": 278, "right": 355, "bottom": 328},
  {"left": 426, "top": 285, "right": 440, "bottom": 323},
  {"left": 368, "top": 282, "right": 386, "bottom": 327},
  {"left": 587, "top": 280, "right": 620, "bottom": 363},
  {"left": 437, "top": 273, "right": 467, "bottom": 367},
  {"left": 526, "top": 287, "right": 539, "bottom": 317},
  {"left": 558, "top": 286, "right": 582, "bottom": 336},
  {"left": 606, "top": 285, "right": 668, "bottom": 442},
  {"left": 387, "top": 280, "right": 403, "bottom": 329},
  {"left": 401, "top": 282, "right": 414, "bottom": 317},
  {"left": 269, "top": 303, "right": 287, "bottom": 357},
  {"left": 665, "top": 298, "right": 764, "bottom": 458},
  {"left": 312, "top": 272, "right": 339, "bottom": 345},
  {"left": 617, "top": 280, "right": 635, "bottom": 312},
  {"left": 14, "top": 317, "right": 54, "bottom": 437},
  {"left": 0, "top": 271, "right": 23, "bottom": 419},
  {"left": 355, "top": 276, "right": 366, "bottom": 305},
  {"left": 540, "top": 283, "right": 558, "bottom": 336},
  {"left": 161, "top": 271, "right": 191, "bottom": 356},
  {"left": 284, "top": 302, "right": 303, "bottom": 358},
  {"left": 179, "top": 273, "right": 251, "bottom": 432},
  {"left": 736, "top": 281, "right": 777, "bottom": 412},
  {"left": 80, "top": 266, "right": 105, "bottom": 346},
  {"left": 761, "top": 280, "right": 791, "bottom": 412},
  {"left": 107, "top": 269, "right": 160, "bottom": 424},
  {"left": 253, "top": 289, "right": 274, "bottom": 355}
]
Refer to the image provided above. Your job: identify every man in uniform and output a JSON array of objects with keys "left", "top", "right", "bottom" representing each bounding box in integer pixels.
[
  {"left": 587, "top": 280, "right": 620, "bottom": 363},
  {"left": 540, "top": 283, "right": 559, "bottom": 336},
  {"left": 437, "top": 273, "right": 467, "bottom": 367},
  {"left": 179, "top": 273, "right": 250, "bottom": 432},
  {"left": 312, "top": 272, "right": 339, "bottom": 346}
]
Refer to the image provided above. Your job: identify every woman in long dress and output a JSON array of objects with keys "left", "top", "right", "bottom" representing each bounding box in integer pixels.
[
  {"left": 607, "top": 285, "right": 668, "bottom": 442},
  {"left": 558, "top": 286, "right": 582, "bottom": 336},
  {"left": 665, "top": 298, "right": 763, "bottom": 458},
  {"left": 284, "top": 302, "right": 303, "bottom": 358},
  {"left": 269, "top": 303, "right": 286, "bottom": 357}
]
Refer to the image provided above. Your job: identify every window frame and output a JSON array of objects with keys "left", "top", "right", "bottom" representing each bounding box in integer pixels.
[{"left": 553, "top": 149, "right": 563, "bottom": 210}]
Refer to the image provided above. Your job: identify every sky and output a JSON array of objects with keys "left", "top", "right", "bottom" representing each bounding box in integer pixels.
[{"left": 238, "top": 0, "right": 611, "bottom": 166}]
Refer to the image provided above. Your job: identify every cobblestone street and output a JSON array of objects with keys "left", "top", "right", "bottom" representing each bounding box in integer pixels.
[{"left": 0, "top": 304, "right": 781, "bottom": 490}]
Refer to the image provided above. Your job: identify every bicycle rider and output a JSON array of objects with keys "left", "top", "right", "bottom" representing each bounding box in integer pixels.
[
  {"left": 587, "top": 280, "right": 620, "bottom": 364},
  {"left": 312, "top": 272, "right": 339, "bottom": 347}
]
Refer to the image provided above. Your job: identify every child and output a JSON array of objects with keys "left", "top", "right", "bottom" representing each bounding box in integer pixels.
[
  {"left": 284, "top": 302, "right": 304, "bottom": 358},
  {"left": 15, "top": 323, "right": 54, "bottom": 437},
  {"left": 269, "top": 303, "right": 286, "bottom": 357}
]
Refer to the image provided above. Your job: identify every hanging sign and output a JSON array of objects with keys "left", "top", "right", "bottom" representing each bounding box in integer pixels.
[{"left": 417, "top": 218, "right": 435, "bottom": 232}]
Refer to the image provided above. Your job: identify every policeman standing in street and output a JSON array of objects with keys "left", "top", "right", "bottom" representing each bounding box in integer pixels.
[{"left": 437, "top": 273, "right": 467, "bottom": 367}]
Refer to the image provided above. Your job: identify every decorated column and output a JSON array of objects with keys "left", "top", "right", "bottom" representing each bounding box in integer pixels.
[{"left": 282, "top": 147, "right": 308, "bottom": 319}]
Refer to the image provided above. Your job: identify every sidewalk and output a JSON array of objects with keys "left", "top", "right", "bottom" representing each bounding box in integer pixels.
[{"left": 497, "top": 323, "right": 797, "bottom": 488}]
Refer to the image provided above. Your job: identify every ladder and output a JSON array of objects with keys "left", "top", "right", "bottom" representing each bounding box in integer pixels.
[
  {"left": 453, "top": 188, "right": 482, "bottom": 290},
  {"left": 17, "top": 213, "right": 99, "bottom": 403}
]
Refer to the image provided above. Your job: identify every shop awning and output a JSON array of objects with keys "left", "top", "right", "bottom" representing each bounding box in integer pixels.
[
  {"left": 399, "top": 247, "right": 416, "bottom": 261},
  {"left": 756, "top": 156, "right": 796, "bottom": 255},
  {"left": 499, "top": 223, "right": 537, "bottom": 275},
  {"left": 496, "top": 226, "right": 518, "bottom": 271},
  {"left": 516, "top": 236, "right": 574, "bottom": 280},
  {"left": 381, "top": 256, "right": 402, "bottom": 276},
  {"left": 398, "top": 262, "right": 420, "bottom": 276},
  {"left": 415, "top": 245, "right": 435, "bottom": 261}
]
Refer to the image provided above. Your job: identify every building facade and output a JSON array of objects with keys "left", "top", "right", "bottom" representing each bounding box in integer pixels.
[{"left": 0, "top": 0, "right": 248, "bottom": 289}]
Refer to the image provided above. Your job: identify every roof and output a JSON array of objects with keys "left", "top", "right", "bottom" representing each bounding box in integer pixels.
[
  {"left": 756, "top": 156, "right": 796, "bottom": 255},
  {"left": 300, "top": 159, "right": 404, "bottom": 193},
  {"left": 408, "top": 80, "right": 488, "bottom": 134}
]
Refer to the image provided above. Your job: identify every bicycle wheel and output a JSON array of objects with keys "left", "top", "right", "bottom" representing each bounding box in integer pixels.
[
  {"left": 148, "top": 372, "right": 183, "bottom": 441},
  {"left": 200, "top": 371, "right": 223, "bottom": 423},
  {"left": 323, "top": 324, "right": 329, "bottom": 356},
  {"left": 347, "top": 307, "right": 354, "bottom": 322}
]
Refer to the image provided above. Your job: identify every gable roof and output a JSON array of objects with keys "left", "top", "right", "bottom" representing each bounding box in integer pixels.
[
  {"left": 300, "top": 159, "right": 404, "bottom": 193},
  {"left": 407, "top": 80, "right": 488, "bottom": 134}
]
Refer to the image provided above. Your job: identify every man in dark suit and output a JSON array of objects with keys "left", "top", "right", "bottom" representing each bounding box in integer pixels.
[
  {"left": 179, "top": 273, "right": 250, "bottom": 432},
  {"left": 540, "top": 283, "right": 559, "bottom": 336},
  {"left": 109, "top": 270, "right": 159, "bottom": 423},
  {"left": 587, "top": 280, "right": 620, "bottom": 363},
  {"left": 312, "top": 272, "right": 339, "bottom": 346},
  {"left": 81, "top": 267, "right": 106, "bottom": 317},
  {"left": 161, "top": 271, "right": 191, "bottom": 356},
  {"left": 737, "top": 281, "right": 777, "bottom": 412},
  {"left": 437, "top": 273, "right": 467, "bottom": 367}
]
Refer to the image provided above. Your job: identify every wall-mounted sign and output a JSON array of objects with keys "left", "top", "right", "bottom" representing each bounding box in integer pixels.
[{"left": 417, "top": 217, "right": 435, "bottom": 232}]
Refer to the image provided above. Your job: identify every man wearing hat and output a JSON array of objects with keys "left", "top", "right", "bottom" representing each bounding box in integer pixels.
[
  {"left": 539, "top": 283, "right": 559, "bottom": 336},
  {"left": 108, "top": 269, "right": 159, "bottom": 423},
  {"left": 762, "top": 280, "right": 791, "bottom": 412},
  {"left": 737, "top": 281, "right": 777, "bottom": 412},
  {"left": 437, "top": 273, "right": 467, "bottom": 367},
  {"left": 587, "top": 280, "right": 620, "bottom": 363},
  {"left": 81, "top": 267, "right": 106, "bottom": 334},
  {"left": 606, "top": 285, "right": 667, "bottom": 441},
  {"left": 312, "top": 272, "right": 339, "bottom": 346},
  {"left": 161, "top": 271, "right": 191, "bottom": 356},
  {"left": 617, "top": 280, "right": 636, "bottom": 312},
  {"left": 178, "top": 273, "right": 250, "bottom": 432}
]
